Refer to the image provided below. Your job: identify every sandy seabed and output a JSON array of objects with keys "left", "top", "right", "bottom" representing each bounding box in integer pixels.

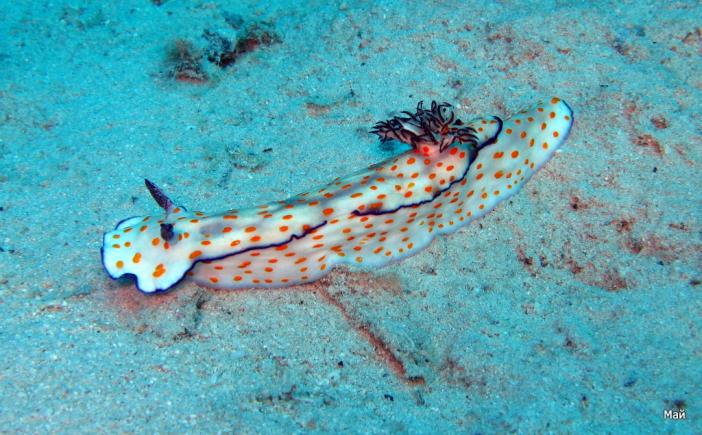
[{"left": 0, "top": 0, "right": 700, "bottom": 432}]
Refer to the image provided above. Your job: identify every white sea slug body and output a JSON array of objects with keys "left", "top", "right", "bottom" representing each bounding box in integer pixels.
[{"left": 102, "top": 97, "right": 573, "bottom": 293}]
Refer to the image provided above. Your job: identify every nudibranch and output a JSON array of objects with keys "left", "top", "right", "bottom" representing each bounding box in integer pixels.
[{"left": 102, "top": 97, "right": 573, "bottom": 293}]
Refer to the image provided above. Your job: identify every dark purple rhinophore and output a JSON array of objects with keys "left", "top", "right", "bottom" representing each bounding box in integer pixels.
[
  {"left": 160, "top": 223, "right": 175, "bottom": 241},
  {"left": 370, "top": 101, "right": 479, "bottom": 152},
  {"left": 145, "top": 179, "right": 174, "bottom": 212}
]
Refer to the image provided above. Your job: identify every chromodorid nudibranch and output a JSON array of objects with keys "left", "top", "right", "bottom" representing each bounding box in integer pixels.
[{"left": 102, "top": 97, "right": 573, "bottom": 293}]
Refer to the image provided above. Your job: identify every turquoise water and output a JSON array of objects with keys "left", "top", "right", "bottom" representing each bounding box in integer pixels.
[{"left": 0, "top": 1, "right": 699, "bottom": 432}]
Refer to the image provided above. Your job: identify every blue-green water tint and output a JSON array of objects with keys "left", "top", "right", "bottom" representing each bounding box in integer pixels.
[{"left": 0, "top": 0, "right": 699, "bottom": 432}]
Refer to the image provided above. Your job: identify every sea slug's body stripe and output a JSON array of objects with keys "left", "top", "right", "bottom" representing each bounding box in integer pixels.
[{"left": 102, "top": 98, "right": 573, "bottom": 293}]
